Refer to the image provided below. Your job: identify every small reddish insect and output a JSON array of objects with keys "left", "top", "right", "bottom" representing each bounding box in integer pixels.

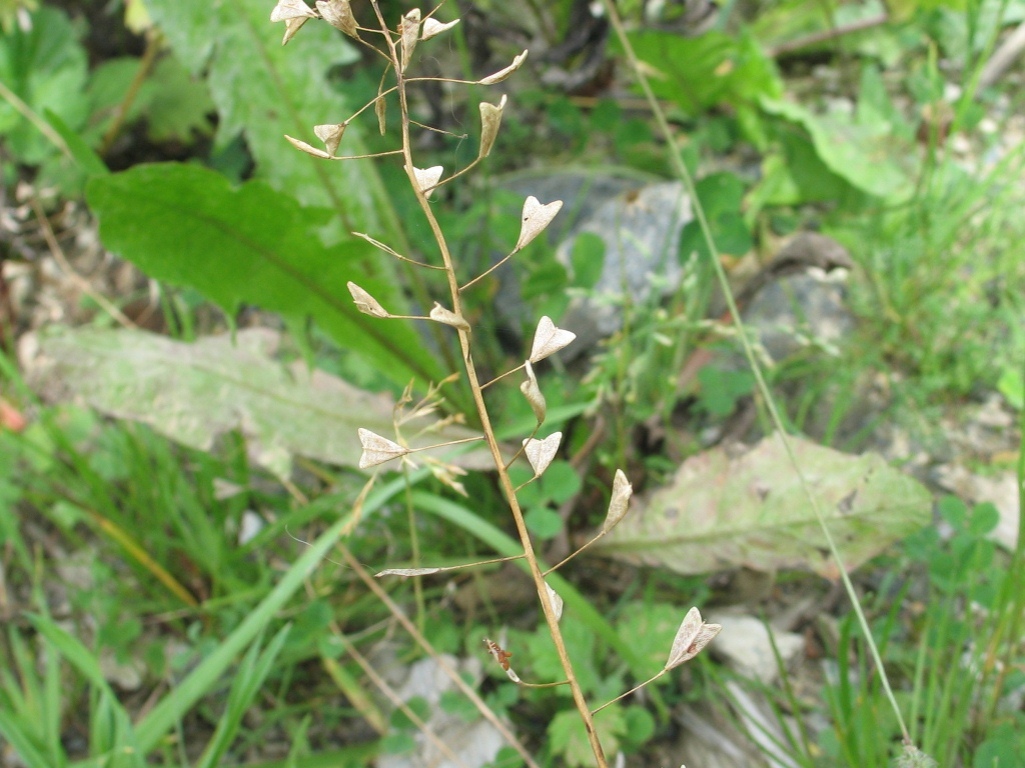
[{"left": 483, "top": 638, "right": 513, "bottom": 671}]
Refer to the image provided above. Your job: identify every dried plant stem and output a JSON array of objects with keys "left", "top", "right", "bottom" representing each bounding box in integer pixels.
[
  {"left": 368, "top": 3, "right": 609, "bottom": 763},
  {"left": 341, "top": 546, "right": 541, "bottom": 768},
  {"left": 598, "top": 0, "right": 912, "bottom": 746},
  {"left": 592, "top": 670, "right": 666, "bottom": 715}
]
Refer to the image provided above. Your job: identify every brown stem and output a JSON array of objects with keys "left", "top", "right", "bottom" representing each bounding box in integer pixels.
[{"left": 372, "top": 3, "right": 608, "bottom": 764}]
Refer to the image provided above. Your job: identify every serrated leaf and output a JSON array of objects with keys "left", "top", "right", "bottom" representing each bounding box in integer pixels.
[
  {"left": 596, "top": 433, "right": 931, "bottom": 577},
  {"left": 86, "top": 164, "right": 442, "bottom": 389},
  {"left": 24, "top": 328, "right": 488, "bottom": 479}
]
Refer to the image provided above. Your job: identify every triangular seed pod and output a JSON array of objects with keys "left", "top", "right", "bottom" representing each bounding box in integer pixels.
[
  {"left": 519, "top": 360, "right": 546, "bottom": 424},
  {"left": 408, "top": 165, "right": 443, "bottom": 199},
  {"left": 421, "top": 17, "right": 459, "bottom": 40},
  {"left": 478, "top": 95, "right": 507, "bottom": 159},
  {"left": 316, "top": 0, "right": 359, "bottom": 37},
  {"left": 399, "top": 8, "right": 421, "bottom": 72},
  {"left": 515, "top": 196, "right": 563, "bottom": 252},
  {"left": 357, "top": 428, "right": 409, "bottom": 469},
  {"left": 314, "top": 122, "right": 347, "bottom": 155},
  {"left": 523, "top": 432, "right": 561, "bottom": 477},
  {"left": 281, "top": 17, "right": 309, "bottom": 44},
  {"left": 529, "top": 316, "right": 576, "bottom": 363},
  {"left": 479, "top": 50, "right": 528, "bottom": 85},
  {"left": 429, "top": 303, "right": 470, "bottom": 331},
  {"left": 347, "top": 282, "right": 389, "bottom": 318},
  {"left": 602, "top": 469, "right": 632, "bottom": 533},
  {"left": 271, "top": 0, "right": 318, "bottom": 22},
  {"left": 665, "top": 607, "right": 722, "bottom": 670}
]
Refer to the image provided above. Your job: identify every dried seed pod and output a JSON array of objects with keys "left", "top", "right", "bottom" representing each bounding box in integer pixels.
[
  {"left": 316, "top": 0, "right": 358, "bottom": 37},
  {"left": 357, "top": 428, "right": 409, "bottom": 469},
  {"left": 429, "top": 302, "right": 470, "bottom": 331},
  {"left": 602, "top": 469, "right": 632, "bottom": 533},
  {"left": 480, "top": 50, "right": 528, "bottom": 85},
  {"left": 347, "top": 282, "right": 389, "bottom": 318},
  {"left": 515, "top": 195, "right": 563, "bottom": 251},
  {"left": 270, "top": 0, "right": 318, "bottom": 22},
  {"left": 399, "top": 8, "right": 421, "bottom": 72},
  {"left": 478, "top": 95, "right": 507, "bottom": 159},
  {"left": 313, "top": 122, "right": 347, "bottom": 155},
  {"left": 281, "top": 17, "right": 309, "bottom": 44},
  {"left": 523, "top": 432, "right": 561, "bottom": 477},
  {"left": 284, "top": 134, "right": 333, "bottom": 158},
  {"left": 408, "top": 165, "right": 443, "bottom": 199},
  {"left": 421, "top": 16, "right": 459, "bottom": 40},
  {"left": 519, "top": 360, "right": 546, "bottom": 424},
  {"left": 529, "top": 316, "right": 575, "bottom": 363},
  {"left": 544, "top": 581, "right": 564, "bottom": 622},
  {"left": 665, "top": 607, "right": 722, "bottom": 670}
]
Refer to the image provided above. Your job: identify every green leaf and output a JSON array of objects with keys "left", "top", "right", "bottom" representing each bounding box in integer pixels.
[
  {"left": 620, "top": 30, "right": 783, "bottom": 117},
  {"left": 761, "top": 97, "right": 914, "bottom": 201},
  {"left": 144, "top": 0, "right": 402, "bottom": 243},
  {"left": 27, "top": 327, "right": 481, "bottom": 479},
  {"left": 597, "top": 434, "right": 932, "bottom": 577},
  {"left": 524, "top": 506, "right": 563, "bottom": 541},
  {"left": 0, "top": 6, "right": 89, "bottom": 164},
  {"left": 85, "top": 164, "right": 443, "bottom": 389},
  {"left": 548, "top": 705, "right": 625, "bottom": 767}
]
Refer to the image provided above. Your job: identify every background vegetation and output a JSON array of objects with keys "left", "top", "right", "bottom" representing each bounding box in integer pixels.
[{"left": 1, "top": 0, "right": 1023, "bottom": 766}]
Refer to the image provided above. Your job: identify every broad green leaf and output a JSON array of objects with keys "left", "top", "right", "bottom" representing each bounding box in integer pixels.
[
  {"left": 26, "top": 327, "right": 485, "bottom": 480},
  {"left": 86, "top": 163, "right": 442, "bottom": 389},
  {"left": 0, "top": 6, "right": 89, "bottom": 164},
  {"left": 620, "top": 30, "right": 783, "bottom": 116},
  {"left": 144, "top": 0, "right": 403, "bottom": 243},
  {"left": 761, "top": 97, "right": 914, "bottom": 201},
  {"left": 596, "top": 434, "right": 931, "bottom": 578}
]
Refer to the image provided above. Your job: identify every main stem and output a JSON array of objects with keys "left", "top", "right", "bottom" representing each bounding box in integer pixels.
[{"left": 374, "top": 7, "right": 608, "bottom": 765}]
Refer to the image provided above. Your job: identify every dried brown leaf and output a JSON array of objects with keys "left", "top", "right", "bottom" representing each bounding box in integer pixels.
[{"left": 281, "top": 16, "right": 309, "bottom": 44}]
